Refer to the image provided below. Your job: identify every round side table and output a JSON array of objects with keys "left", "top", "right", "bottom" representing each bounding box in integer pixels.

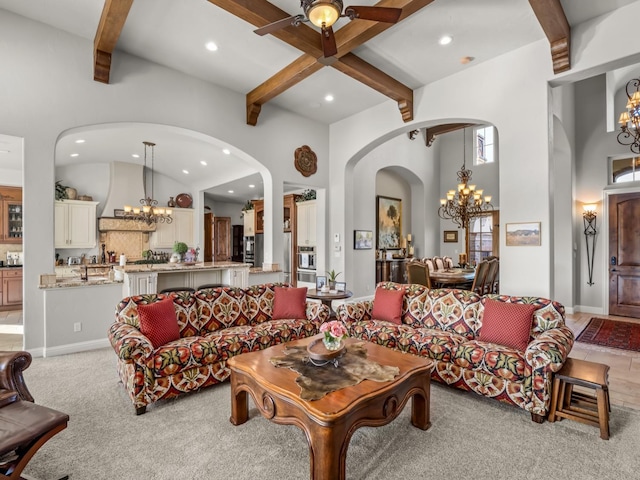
[{"left": 306, "top": 289, "right": 353, "bottom": 318}]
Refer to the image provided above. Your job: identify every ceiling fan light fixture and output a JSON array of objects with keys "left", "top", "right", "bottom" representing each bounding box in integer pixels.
[{"left": 305, "top": 0, "right": 343, "bottom": 28}]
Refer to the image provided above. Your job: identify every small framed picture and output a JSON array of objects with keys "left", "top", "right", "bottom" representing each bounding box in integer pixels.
[
  {"left": 335, "top": 281, "right": 346, "bottom": 292},
  {"left": 354, "top": 230, "right": 373, "bottom": 250},
  {"left": 506, "top": 222, "right": 541, "bottom": 246},
  {"left": 113, "top": 209, "right": 126, "bottom": 218},
  {"left": 316, "top": 276, "right": 327, "bottom": 290},
  {"left": 443, "top": 230, "right": 458, "bottom": 243}
]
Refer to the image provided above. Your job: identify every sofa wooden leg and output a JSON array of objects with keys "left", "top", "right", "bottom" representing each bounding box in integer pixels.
[
  {"left": 531, "top": 413, "right": 545, "bottom": 424},
  {"left": 135, "top": 405, "right": 147, "bottom": 415}
]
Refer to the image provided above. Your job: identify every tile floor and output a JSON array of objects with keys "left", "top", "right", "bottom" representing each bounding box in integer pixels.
[{"left": 1, "top": 310, "right": 639, "bottom": 409}]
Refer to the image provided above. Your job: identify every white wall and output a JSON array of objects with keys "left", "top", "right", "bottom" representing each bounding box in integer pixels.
[{"left": 0, "top": 11, "right": 329, "bottom": 354}]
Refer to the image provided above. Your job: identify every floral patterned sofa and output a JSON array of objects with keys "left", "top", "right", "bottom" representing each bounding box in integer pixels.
[
  {"left": 108, "top": 283, "right": 329, "bottom": 414},
  {"left": 335, "top": 282, "right": 574, "bottom": 422}
]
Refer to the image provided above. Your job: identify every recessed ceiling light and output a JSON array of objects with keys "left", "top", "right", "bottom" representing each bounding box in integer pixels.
[
  {"left": 460, "top": 56, "right": 475, "bottom": 64},
  {"left": 205, "top": 41, "right": 218, "bottom": 52},
  {"left": 228, "top": 190, "right": 234, "bottom": 194},
  {"left": 70, "top": 153, "right": 79, "bottom": 157},
  {"left": 249, "top": 184, "right": 255, "bottom": 188},
  {"left": 222, "top": 148, "right": 230, "bottom": 155},
  {"left": 75, "top": 139, "right": 85, "bottom": 144},
  {"left": 200, "top": 160, "right": 207, "bottom": 166},
  {"left": 438, "top": 35, "right": 453, "bottom": 46},
  {"left": 132, "top": 154, "right": 140, "bottom": 158},
  {"left": 182, "top": 169, "right": 189, "bottom": 174},
  {"left": 324, "top": 94, "right": 334, "bottom": 102}
]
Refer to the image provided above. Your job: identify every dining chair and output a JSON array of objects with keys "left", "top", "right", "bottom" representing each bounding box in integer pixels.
[
  {"left": 433, "top": 256, "right": 445, "bottom": 271},
  {"left": 424, "top": 258, "right": 435, "bottom": 273},
  {"left": 470, "top": 260, "right": 490, "bottom": 295},
  {"left": 407, "top": 262, "right": 432, "bottom": 288},
  {"left": 483, "top": 259, "right": 499, "bottom": 295},
  {"left": 442, "top": 256, "right": 454, "bottom": 269}
]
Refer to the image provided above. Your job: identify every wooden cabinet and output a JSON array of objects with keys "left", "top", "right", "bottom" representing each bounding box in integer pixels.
[
  {"left": 213, "top": 216, "right": 231, "bottom": 261},
  {"left": 149, "top": 209, "right": 194, "bottom": 249},
  {"left": 243, "top": 210, "right": 255, "bottom": 236},
  {"left": 1, "top": 268, "right": 23, "bottom": 308},
  {"left": 54, "top": 200, "right": 99, "bottom": 248},
  {"left": 296, "top": 200, "right": 316, "bottom": 246},
  {"left": 252, "top": 199, "right": 264, "bottom": 234},
  {"left": 376, "top": 259, "right": 408, "bottom": 284},
  {"left": 283, "top": 194, "right": 295, "bottom": 232},
  {"left": 0, "top": 186, "right": 22, "bottom": 244},
  {"left": 232, "top": 225, "right": 244, "bottom": 262}
]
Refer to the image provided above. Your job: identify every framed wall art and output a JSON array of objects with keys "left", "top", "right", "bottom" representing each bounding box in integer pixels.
[
  {"left": 443, "top": 230, "right": 458, "bottom": 243},
  {"left": 506, "top": 222, "right": 541, "bottom": 246},
  {"left": 376, "top": 195, "right": 402, "bottom": 249},
  {"left": 354, "top": 230, "right": 373, "bottom": 250}
]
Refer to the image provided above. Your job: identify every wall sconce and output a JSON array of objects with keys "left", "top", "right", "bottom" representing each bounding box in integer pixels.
[{"left": 583, "top": 204, "right": 597, "bottom": 286}]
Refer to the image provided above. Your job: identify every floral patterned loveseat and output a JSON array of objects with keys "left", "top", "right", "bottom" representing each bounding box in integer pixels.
[
  {"left": 108, "top": 283, "right": 329, "bottom": 414},
  {"left": 335, "top": 282, "right": 574, "bottom": 422}
]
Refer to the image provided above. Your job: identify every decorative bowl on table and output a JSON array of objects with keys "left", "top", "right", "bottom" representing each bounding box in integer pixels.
[{"left": 306, "top": 338, "right": 345, "bottom": 366}]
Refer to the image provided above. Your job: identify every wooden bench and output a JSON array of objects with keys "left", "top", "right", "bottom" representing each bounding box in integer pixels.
[{"left": 548, "top": 358, "right": 610, "bottom": 440}]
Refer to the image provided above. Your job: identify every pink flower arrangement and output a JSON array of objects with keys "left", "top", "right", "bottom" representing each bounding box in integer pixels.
[{"left": 320, "top": 320, "right": 348, "bottom": 341}]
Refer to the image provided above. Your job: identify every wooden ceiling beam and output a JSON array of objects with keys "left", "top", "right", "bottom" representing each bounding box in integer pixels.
[
  {"left": 93, "top": 0, "right": 134, "bottom": 84},
  {"left": 246, "top": 55, "right": 324, "bottom": 126},
  {"left": 528, "top": 0, "right": 571, "bottom": 74},
  {"left": 207, "top": 0, "right": 323, "bottom": 58},
  {"left": 332, "top": 53, "right": 414, "bottom": 122},
  {"left": 425, "top": 123, "right": 475, "bottom": 147}
]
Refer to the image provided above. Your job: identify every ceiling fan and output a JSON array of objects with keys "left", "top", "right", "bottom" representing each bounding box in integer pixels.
[{"left": 254, "top": 0, "right": 402, "bottom": 58}]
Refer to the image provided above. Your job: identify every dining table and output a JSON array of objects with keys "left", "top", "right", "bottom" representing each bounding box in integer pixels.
[{"left": 429, "top": 268, "right": 475, "bottom": 288}]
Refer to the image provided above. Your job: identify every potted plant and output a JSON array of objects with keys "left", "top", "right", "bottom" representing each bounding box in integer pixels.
[
  {"left": 326, "top": 269, "right": 341, "bottom": 289},
  {"left": 172, "top": 241, "right": 189, "bottom": 263}
]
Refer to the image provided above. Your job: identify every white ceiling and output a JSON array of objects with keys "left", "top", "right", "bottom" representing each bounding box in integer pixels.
[{"left": 1, "top": 0, "right": 638, "bottom": 202}]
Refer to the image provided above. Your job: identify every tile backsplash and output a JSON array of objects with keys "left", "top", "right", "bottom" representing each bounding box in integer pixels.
[
  {"left": 0, "top": 245, "right": 22, "bottom": 265},
  {"left": 99, "top": 231, "right": 151, "bottom": 261}
]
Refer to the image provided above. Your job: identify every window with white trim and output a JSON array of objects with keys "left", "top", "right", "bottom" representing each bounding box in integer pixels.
[
  {"left": 474, "top": 126, "right": 496, "bottom": 165},
  {"left": 610, "top": 155, "right": 640, "bottom": 183}
]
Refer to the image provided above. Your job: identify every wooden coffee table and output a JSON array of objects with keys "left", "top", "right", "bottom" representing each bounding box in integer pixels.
[{"left": 227, "top": 335, "right": 434, "bottom": 480}]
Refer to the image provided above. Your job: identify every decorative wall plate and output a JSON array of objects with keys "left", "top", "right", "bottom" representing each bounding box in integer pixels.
[
  {"left": 294, "top": 145, "right": 317, "bottom": 177},
  {"left": 175, "top": 193, "right": 193, "bottom": 208}
]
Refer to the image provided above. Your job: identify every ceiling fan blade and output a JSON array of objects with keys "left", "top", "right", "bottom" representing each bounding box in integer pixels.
[
  {"left": 321, "top": 25, "right": 338, "bottom": 58},
  {"left": 344, "top": 6, "right": 402, "bottom": 23},
  {"left": 254, "top": 15, "right": 305, "bottom": 36}
]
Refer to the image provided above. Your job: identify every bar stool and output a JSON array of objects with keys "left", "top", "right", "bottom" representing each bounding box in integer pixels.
[
  {"left": 548, "top": 358, "right": 611, "bottom": 439},
  {"left": 159, "top": 287, "right": 196, "bottom": 294},
  {"left": 196, "top": 284, "right": 227, "bottom": 290}
]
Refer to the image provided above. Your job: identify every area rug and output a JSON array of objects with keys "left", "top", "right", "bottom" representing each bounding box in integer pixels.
[
  {"left": 19, "top": 348, "right": 640, "bottom": 480},
  {"left": 576, "top": 318, "right": 640, "bottom": 352}
]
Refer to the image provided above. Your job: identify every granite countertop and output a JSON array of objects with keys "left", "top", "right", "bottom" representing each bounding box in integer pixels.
[
  {"left": 40, "top": 277, "right": 123, "bottom": 289},
  {"left": 118, "top": 261, "right": 250, "bottom": 273},
  {"left": 249, "top": 267, "right": 283, "bottom": 274},
  {"left": 0, "top": 266, "right": 23, "bottom": 271}
]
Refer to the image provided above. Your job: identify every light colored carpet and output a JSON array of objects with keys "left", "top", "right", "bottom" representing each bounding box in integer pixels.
[{"left": 20, "top": 348, "right": 640, "bottom": 480}]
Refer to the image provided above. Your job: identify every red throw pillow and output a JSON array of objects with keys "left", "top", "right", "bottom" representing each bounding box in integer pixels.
[
  {"left": 272, "top": 286, "right": 308, "bottom": 320},
  {"left": 479, "top": 299, "right": 537, "bottom": 351},
  {"left": 138, "top": 298, "right": 180, "bottom": 349},
  {"left": 371, "top": 288, "right": 404, "bottom": 325}
]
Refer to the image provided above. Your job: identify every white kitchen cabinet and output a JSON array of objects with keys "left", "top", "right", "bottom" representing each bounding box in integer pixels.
[
  {"left": 149, "top": 209, "right": 194, "bottom": 249},
  {"left": 223, "top": 267, "right": 249, "bottom": 287},
  {"left": 296, "top": 200, "right": 316, "bottom": 246},
  {"left": 123, "top": 271, "right": 158, "bottom": 297},
  {"left": 243, "top": 210, "right": 255, "bottom": 236},
  {"left": 54, "top": 200, "right": 99, "bottom": 248}
]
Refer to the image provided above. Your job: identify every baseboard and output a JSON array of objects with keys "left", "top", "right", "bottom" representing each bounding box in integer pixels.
[
  {"left": 574, "top": 305, "right": 605, "bottom": 315},
  {"left": 0, "top": 324, "right": 23, "bottom": 334},
  {"left": 564, "top": 306, "right": 575, "bottom": 315},
  {"left": 43, "top": 338, "right": 110, "bottom": 357}
]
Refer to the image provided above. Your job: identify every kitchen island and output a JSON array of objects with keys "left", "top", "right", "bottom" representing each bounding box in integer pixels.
[{"left": 120, "top": 261, "right": 250, "bottom": 295}]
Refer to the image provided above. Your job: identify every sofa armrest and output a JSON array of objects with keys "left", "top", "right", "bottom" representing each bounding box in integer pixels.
[
  {"left": 0, "top": 351, "right": 34, "bottom": 402},
  {"left": 336, "top": 300, "right": 374, "bottom": 323},
  {"left": 107, "top": 322, "right": 154, "bottom": 365},
  {"left": 525, "top": 325, "right": 575, "bottom": 374},
  {"left": 305, "top": 301, "right": 331, "bottom": 324}
]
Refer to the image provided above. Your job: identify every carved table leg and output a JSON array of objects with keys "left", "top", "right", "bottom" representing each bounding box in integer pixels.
[
  {"left": 308, "top": 424, "right": 348, "bottom": 480},
  {"left": 229, "top": 376, "right": 248, "bottom": 426}
]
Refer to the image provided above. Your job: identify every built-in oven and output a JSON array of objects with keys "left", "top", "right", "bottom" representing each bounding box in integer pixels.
[
  {"left": 297, "top": 246, "right": 316, "bottom": 271},
  {"left": 296, "top": 268, "right": 316, "bottom": 285},
  {"left": 243, "top": 236, "right": 255, "bottom": 265}
]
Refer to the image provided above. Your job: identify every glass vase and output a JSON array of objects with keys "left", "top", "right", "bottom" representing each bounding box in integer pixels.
[{"left": 323, "top": 336, "right": 342, "bottom": 351}]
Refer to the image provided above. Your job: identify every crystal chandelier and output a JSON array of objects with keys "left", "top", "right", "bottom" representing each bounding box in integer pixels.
[
  {"left": 124, "top": 141, "right": 173, "bottom": 225},
  {"left": 617, "top": 78, "right": 640, "bottom": 154},
  {"left": 438, "top": 128, "right": 493, "bottom": 231}
]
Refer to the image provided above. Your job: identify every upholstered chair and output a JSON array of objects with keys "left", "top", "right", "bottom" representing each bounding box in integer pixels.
[
  {"left": 433, "top": 256, "right": 445, "bottom": 271},
  {"left": 407, "top": 262, "right": 432, "bottom": 288}
]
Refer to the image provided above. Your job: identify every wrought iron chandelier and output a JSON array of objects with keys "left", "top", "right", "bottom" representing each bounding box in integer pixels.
[
  {"left": 124, "top": 141, "right": 173, "bottom": 225},
  {"left": 438, "top": 128, "right": 493, "bottom": 230},
  {"left": 617, "top": 78, "right": 640, "bottom": 154}
]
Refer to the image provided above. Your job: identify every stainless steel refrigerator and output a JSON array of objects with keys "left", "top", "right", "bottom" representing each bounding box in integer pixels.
[
  {"left": 283, "top": 232, "right": 292, "bottom": 284},
  {"left": 254, "top": 234, "right": 264, "bottom": 269}
]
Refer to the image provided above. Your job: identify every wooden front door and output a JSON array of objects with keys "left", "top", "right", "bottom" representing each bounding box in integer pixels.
[
  {"left": 609, "top": 192, "right": 640, "bottom": 318},
  {"left": 214, "top": 216, "right": 231, "bottom": 262}
]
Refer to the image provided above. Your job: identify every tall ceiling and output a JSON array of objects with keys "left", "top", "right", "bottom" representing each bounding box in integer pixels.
[{"left": 1, "top": 0, "right": 637, "bottom": 202}]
